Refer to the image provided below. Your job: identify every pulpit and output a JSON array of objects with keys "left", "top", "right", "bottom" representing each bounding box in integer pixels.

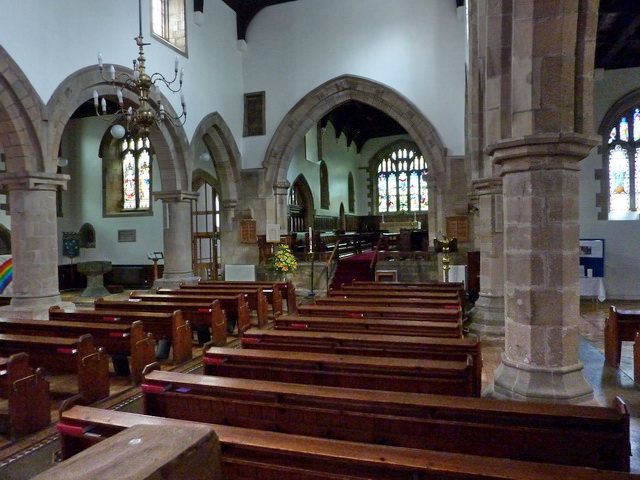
[{"left": 77, "top": 261, "right": 112, "bottom": 297}]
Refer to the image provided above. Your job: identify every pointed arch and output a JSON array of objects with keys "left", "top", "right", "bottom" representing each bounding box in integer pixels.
[
  {"left": 191, "top": 112, "right": 241, "bottom": 205},
  {"left": 0, "top": 45, "right": 46, "bottom": 172},
  {"left": 263, "top": 75, "right": 446, "bottom": 190},
  {"left": 289, "top": 173, "right": 314, "bottom": 232},
  {"left": 46, "top": 65, "right": 190, "bottom": 191}
]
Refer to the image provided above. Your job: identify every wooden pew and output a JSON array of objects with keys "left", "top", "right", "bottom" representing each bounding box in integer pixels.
[
  {"left": 314, "top": 295, "right": 460, "bottom": 309},
  {"left": 0, "top": 353, "right": 50, "bottom": 439},
  {"left": 49, "top": 306, "right": 193, "bottom": 364},
  {"left": 605, "top": 305, "right": 640, "bottom": 378},
  {"left": 274, "top": 313, "right": 462, "bottom": 338},
  {"left": 180, "top": 283, "right": 283, "bottom": 317},
  {"left": 127, "top": 292, "right": 248, "bottom": 336},
  {"left": 297, "top": 303, "right": 462, "bottom": 323},
  {"left": 203, "top": 346, "right": 475, "bottom": 396},
  {"left": 0, "top": 334, "right": 109, "bottom": 403},
  {"left": 197, "top": 279, "right": 296, "bottom": 313},
  {"left": 241, "top": 328, "right": 482, "bottom": 396},
  {"left": 140, "top": 369, "right": 632, "bottom": 471},
  {"left": 57, "top": 406, "right": 636, "bottom": 479},
  {"left": 0, "top": 318, "right": 154, "bottom": 384},
  {"left": 94, "top": 297, "right": 229, "bottom": 344},
  {"left": 350, "top": 280, "right": 465, "bottom": 293},
  {"left": 155, "top": 287, "right": 269, "bottom": 327},
  {"left": 329, "top": 288, "right": 461, "bottom": 302}
]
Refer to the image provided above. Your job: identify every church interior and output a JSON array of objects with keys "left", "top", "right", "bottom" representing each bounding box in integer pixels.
[{"left": 1, "top": 0, "right": 640, "bottom": 478}]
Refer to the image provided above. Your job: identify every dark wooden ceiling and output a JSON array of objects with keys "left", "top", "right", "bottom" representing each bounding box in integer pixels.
[{"left": 595, "top": 0, "right": 640, "bottom": 70}]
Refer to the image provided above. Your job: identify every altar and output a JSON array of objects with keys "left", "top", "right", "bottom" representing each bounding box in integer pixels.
[{"left": 380, "top": 220, "right": 421, "bottom": 233}]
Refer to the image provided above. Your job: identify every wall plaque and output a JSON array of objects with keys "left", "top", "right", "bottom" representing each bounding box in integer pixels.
[
  {"left": 240, "top": 220, "right": 257, "bottom": 243},
  {"left": 446, "top": 216, "right": 469, "bottom": 242}
]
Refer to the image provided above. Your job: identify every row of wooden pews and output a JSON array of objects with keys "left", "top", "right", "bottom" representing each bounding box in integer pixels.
[{"left": 44, "top": 280, "right": 637, "bottom": 478}]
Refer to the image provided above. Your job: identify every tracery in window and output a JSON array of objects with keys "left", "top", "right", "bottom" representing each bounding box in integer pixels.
[
  {"left": 375, "top": 145, "right": 428, "bottom": 213},
  {"left": 151, "top": 0, "right": 186, "bottom": 54},
  {"left": 121, "top": 137, "right": 152, "bottom": 211}
]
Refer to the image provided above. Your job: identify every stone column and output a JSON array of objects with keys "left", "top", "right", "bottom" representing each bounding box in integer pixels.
[
  {"left": 488, "top": 134, "right": 597, "bottom": 403},
  {"left": 468, "top": 177, "right": 505, "bottom": 344},
  {"left": 153, "top": 190, "right": 199, "bottom": 288},
  {"left": 0, "top": 172, "right": 69, "bottom": 319},
  {"left": 273, "top": 180, "right": 290, "bottom": 233}
]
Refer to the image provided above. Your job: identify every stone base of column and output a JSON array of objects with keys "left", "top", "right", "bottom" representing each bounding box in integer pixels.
[
  {"left": 468, "top": 294, "right": 505, "bottom": 346},
  {"left": 154, "top": 275, "right": 200, "bottom": 290},
  {"left": 486, "top": 353, "right": 596, "bottom": 405},
  {"left": 0, "top": 296, "right": 75, "bottom": 320}
]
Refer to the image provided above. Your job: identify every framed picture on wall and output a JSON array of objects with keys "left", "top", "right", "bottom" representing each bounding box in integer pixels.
[{"left": 266, "top": 223, "right": 281, "bottom": 243}]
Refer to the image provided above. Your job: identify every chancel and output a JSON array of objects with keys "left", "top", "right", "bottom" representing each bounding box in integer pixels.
[{"left": 0, "top": 0, "right": 640, "bottom": 478}]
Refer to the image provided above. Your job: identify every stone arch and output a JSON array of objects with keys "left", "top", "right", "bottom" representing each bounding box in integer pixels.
[
  {"left": 46, "top": 65, "right": 190, "bottom": 190},
  {"left": 263, "top": 75, "right": 446, "bottom": 190},
  {"left": 0, "top": 45, "right": 46, "bottom": 172},
  {"left": 191, "top": 112, "right": 241, "bottom": 205},
  {"left": 0, "top": 224, "right": 11, "bottom": 255}
]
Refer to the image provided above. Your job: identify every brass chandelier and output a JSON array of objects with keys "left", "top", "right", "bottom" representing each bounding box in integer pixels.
[{"left": 93, "top": 0, "right": 186, "bottom": 139}]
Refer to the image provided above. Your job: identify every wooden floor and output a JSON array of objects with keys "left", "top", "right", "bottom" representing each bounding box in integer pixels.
[{"left": 0, "top": 294, "right": 639, "bottom": 478}]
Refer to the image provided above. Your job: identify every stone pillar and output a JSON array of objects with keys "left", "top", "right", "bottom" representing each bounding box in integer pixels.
[
  {"left": 153, "top": 190, "right": 199, "bottom": 288},
  {"left": 273, "top": 180, "right": 290, "bottom": 233},
  {"left": 0, "top": 172, "right": 69, "bottom": 319},
  {"left": 488, "top": 134, "right": 597, "bottom": 403},
  {"left": 468, "top": 177, "right": 505, "bottom": 344}
]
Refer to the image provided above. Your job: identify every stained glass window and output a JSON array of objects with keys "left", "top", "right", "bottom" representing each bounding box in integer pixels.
[
  {"left": 121, "top": 136, "right": 152, "bottom": 211},
  {"left": 376, "top": 144, "right": 428, "bottom": 213},
  {"left": 607, "top": 106, "right": 640, "bottom": 218},
  {"left": 620, "top": 117, "right": 629, "bottom": 142}
]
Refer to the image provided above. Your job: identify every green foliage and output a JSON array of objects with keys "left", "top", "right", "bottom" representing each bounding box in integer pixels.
[{"left": 268, "top": 244, "right": 298, "bottom": 274}]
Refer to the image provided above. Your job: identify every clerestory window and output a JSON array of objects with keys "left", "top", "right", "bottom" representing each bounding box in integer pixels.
[{"left": 151, "top": 0, "right": 187, "bottom": 54}]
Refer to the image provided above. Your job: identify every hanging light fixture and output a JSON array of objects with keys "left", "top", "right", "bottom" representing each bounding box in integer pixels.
[{"left": 93, "top": 0, "right": 186, "bottom": 138}]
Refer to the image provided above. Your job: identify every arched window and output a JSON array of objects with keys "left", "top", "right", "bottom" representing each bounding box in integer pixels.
[
  {"left": 320, "top": 161, "right": 329, "bottom": 210},
  {"left": 605, "top": 106, "right": 640, "bottom": 219},
  {"left": 375, "top": 143, "right": 428, "bottom": 213},
  {"left": 121, "top": 136, "right": 152, "bottom": 211},
  {"left": 101, "top": 130, "right": 154, "bottom": 217},
  {"left": 348, "top": 172, "right": 355, "bottom": 213}
]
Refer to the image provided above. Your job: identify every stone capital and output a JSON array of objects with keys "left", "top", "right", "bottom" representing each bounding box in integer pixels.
[
  {"left": 153, "top": 190, "right": 199, "bottom": 203},
  {"left": 273, "top": 180, "right": 291, "bottom": 195},
  {"left": 486, "top": 133, "right": 599, "bottom": 175},
  {"left": 471, "top": 177, "right": 503, "bottom": 196},
  {"left": 0, "top": 171, "right": 70, "bottom": 191},
  {"left": 220, "top": 199, "right": 238, "bottom": 210}
]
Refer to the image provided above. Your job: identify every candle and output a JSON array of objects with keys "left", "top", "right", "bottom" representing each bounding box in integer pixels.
[
  {"left": 93, "top": 90, "right": 99, "bottom": 108},
  {"left": 117, "top": 88, "right": 123, "bottom": 106},
  {"left": 308, "top": 227, "right": 313, "bottom": 253},
  {"left": 109, "top": 65, "right": 115, "bottom": 81},
  {"left": 101, "top": 98, "right": 107, "bottom": 114},
  {"left": 97, "top": 52, "right": 103, "bottom": 68}
]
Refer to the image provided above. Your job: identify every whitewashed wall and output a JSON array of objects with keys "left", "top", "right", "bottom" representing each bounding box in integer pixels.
[
  {"left": 241, "top": 0, "right": 466, "bottom": 168},
  {"left": 579, "top": 67, "right": 640, "bottom": 299}
]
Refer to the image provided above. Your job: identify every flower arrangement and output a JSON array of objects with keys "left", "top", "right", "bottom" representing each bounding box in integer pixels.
[{"left": 268, "top": 244, "right": 298, "bottom": 276}]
